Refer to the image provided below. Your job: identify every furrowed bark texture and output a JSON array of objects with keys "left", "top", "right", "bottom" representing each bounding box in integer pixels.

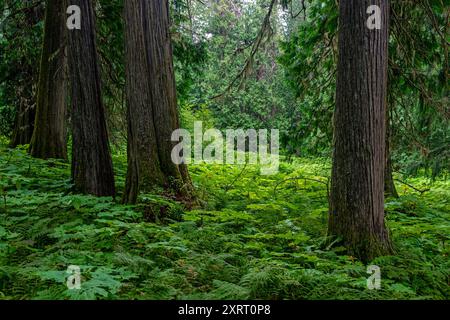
[
  {"left": 329, "top": 0, "right": 393, "bottom": 262},
  {"left": 123, "top": 0, "right": 193, "bottom": 204},
  {"left": 67, "top": 0, "right": 115, "bottom": 197},
  {"left": 30, "top": 0, "right": 67, "bottom": 160}
]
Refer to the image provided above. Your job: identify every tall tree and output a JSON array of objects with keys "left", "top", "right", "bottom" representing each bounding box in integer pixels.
[
  {"left": 67, "top": 0, "right": 115, "bottom": 196},
  {"left": 123, "top": 0, "right": 193, "bottom": 204},
  {"left": 8, "top": 0, "right": 43, "bottom": 147},
  {"left": 10, "top": 94, "right": 35, "bottom": 147},
  {"left": 329, "top": 0, "right": 393, "bottom": 261},
  {"left": 384, "top": 103, "right": 398, "bottom": 198},
  {"left": 30, "top": 0, "right": 67, "bottom": 160}
]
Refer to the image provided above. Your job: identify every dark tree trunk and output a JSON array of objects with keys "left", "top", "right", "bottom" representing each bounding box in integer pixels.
[
  {"left": 385, "top": 108, "right": 398, "bottom": 198},
  {"left": 123, "top": 0, "right": 193, "bottom": 204},
  {"left": 67, "top": 0, "right": 115, "bottom": 197},
  {"left": 9, "top": 0, "right": 43, "bottom": 148},
  {"left": 385, "top": 7, "right": 399, "bottom": 199},
  {"left": 30, "top": 0, "right": 67, "bottom": 160},
  {"left": 10, "top": 101, "right": 35, "bottom": 148},
  {"left": 329, "top": 0, "right": 393, "bottom": 262}
]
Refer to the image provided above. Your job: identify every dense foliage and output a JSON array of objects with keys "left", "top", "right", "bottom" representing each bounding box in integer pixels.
[
  {"left": 280, "top": 0, "right": 449, "bottom": 169},
  {"left": 0, "top": 0, "right": 448, "bottom": 301},
  {"left": 0, "top": 0, "right": 43, "bottom": 138},
  {"left": 0, "top": 142, "right": 448, "bottom": 299}
]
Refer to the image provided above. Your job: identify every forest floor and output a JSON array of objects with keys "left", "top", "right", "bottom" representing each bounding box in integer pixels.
[{"left": 0, "top": 140, "right": 448, "bottom": 300}]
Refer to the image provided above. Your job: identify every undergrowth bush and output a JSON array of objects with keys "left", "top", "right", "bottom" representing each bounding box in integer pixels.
[{"left": 0, "top": 142, "right": 448, "bottom": 300}]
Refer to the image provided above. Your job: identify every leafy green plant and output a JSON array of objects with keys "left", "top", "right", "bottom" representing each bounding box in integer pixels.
[{"left": 0, "top": 143, "right": 448, "bottom": 300}]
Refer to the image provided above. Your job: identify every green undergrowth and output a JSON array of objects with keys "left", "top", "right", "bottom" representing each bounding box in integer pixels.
[{"left": 0, "top": 143, "right": 448, "bottom": 300}]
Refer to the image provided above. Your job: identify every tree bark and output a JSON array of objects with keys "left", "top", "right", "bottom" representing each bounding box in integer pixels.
[
  {"left": 10, "top": 101, "right": 35, "bottom": 148},
  {"left": 329, "top": 0, "right": 393, "bottom": 262},
  {"left": 9, "top": 0, "right": 43, "bottom": 148},
  {"left": 123, "top": 0, "right": 193, "bottom": 204},
  {"left": 67, "top": 0, "right": 115, "bottom": 197},
  {"left": 385, "top": 107, "right": 398, "bottom": 198},
  {"left": 30, "top": 0, "right": 67, "bottom": 160}
]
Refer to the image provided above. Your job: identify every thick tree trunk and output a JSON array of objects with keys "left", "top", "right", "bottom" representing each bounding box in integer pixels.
[
  {"left": 123, "top": 0, "right": 193, "bottom": 204},
  {"left": 30, "top": 0, "right": 67, "bottom": 160},
  {"left": 67, "top": 0, "right": 115, "bottom": 197},
  {"left": 329, "top": 0, "right": 393, "bottom": 262}
]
